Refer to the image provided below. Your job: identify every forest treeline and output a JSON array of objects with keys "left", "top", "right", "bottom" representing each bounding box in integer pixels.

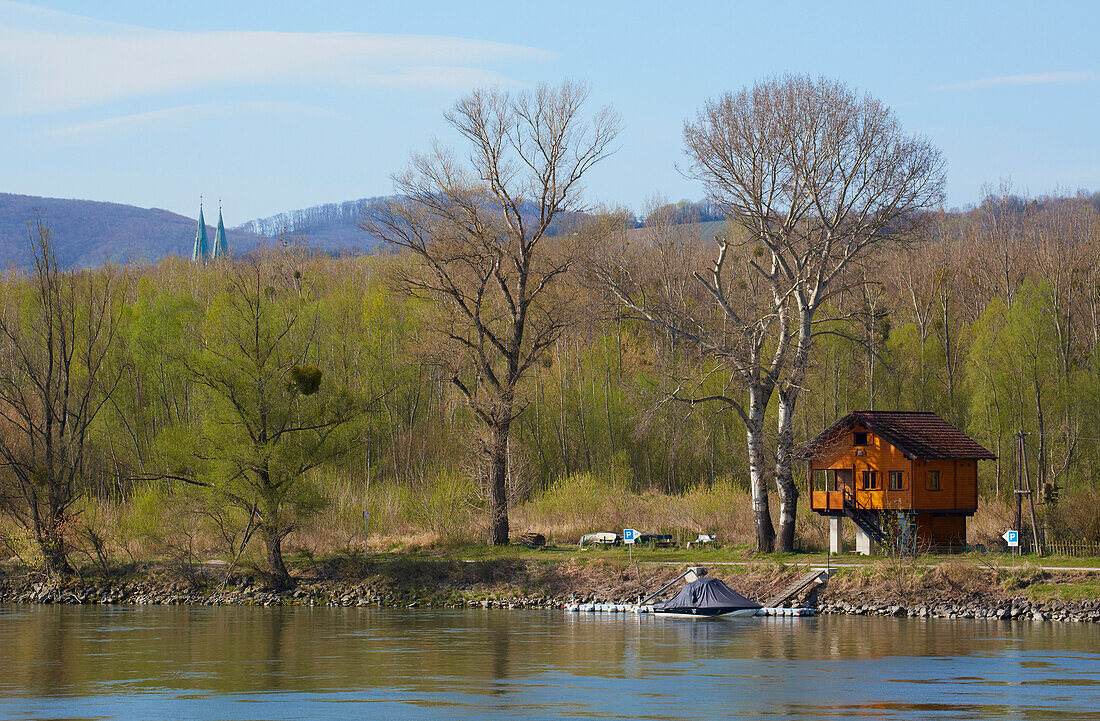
[
  {"left": 2, "top": 187, "right": 1097, "bottom": 581},
  {"left": 2, "top": 78, "right": 1099, "bottom": 585}
]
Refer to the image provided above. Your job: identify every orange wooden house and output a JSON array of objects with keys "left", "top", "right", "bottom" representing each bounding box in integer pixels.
[{"left": 804, "top": 411, "right": 996, "bottom": 555}]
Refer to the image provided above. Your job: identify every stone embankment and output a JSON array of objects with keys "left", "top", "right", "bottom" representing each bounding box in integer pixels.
[
  {"left": 3, "top": 575, "right": 1100, "bottom": 623},
  {"left": 818, "top": 598, "right": 1100, "bottom": 623},
  {"left": 0, "top": 577, "right": 559, "bottom": 610}
]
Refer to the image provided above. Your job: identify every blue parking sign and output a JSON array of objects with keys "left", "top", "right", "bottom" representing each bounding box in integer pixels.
[{"left": 623, "top": 528, "right": 638, "bottom": 544}]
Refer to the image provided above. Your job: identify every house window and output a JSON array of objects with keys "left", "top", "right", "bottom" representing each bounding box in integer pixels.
[
  {"left": 927, "top": 470, "right": 941, "bottom": 491},
  {"left": 854, "top": 432, "right": 869, "bottom": 446},
  {"left": 889, "top": 471, "right": 905, "bottom": 491},
  {"left": 811, "top": 469, "right": 838, "bottom": 492},
  {"left": 861, "top": 470, "right": 878, "bottom": 490}
]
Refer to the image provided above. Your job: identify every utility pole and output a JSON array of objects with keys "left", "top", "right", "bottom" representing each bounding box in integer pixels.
[
  {"left": 1014, "top": 432, "right": 1023, "bottom": 542},
  {"left": 1015, "top": 432, "right": 1043, "bottom": 556}
]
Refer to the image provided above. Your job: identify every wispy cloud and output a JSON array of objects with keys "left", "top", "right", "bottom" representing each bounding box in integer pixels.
[
  {"left": 937, "top": 71, "right": 1099, "bottom": 91},
  {"left": 35, "top": 102, "right": 329, "bottom": 143},
  {"left": 0, "top": 1, "right": 553, "bottom": 115}
]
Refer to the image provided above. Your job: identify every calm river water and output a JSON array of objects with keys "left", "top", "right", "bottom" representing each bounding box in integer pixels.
[{"left": 2, "top": 604, "right": 1098, "bottom": 720}]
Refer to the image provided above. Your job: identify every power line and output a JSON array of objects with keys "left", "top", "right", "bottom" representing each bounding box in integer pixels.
[{"left": 1018, "top": 431, "right": 1100, "bottom": 443}]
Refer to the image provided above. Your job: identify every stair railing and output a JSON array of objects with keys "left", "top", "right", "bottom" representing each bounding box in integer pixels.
[{"left": 841, "top": 484, "right": 888, "bottom": 542}]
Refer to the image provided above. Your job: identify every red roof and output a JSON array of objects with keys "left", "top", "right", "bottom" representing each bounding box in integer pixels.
[{"left": 805, "top": 411, "right": 996, "bottom": 461}]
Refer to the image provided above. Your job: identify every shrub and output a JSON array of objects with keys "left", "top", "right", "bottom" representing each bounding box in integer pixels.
[{"left": 1048, "top": 487, "right": 1100, "bottom": 542}]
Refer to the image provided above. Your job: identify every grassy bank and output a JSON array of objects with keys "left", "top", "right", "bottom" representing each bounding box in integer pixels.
[{"left": 9, "top": 476, "right": 1065, "bottom": 576}]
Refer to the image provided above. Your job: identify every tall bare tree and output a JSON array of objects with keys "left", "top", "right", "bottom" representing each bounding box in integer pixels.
[
  {"left": 0, "top": 219, "right": 124, "bottom": 575},
  {"left": 677, "top": 75, "right": 945, "bottom": 550},
  {"left": 594, "top": 208, "right": 788, "bottom": 550},
  {"left": 365, "top": 81, "right": 620, "bottom": 545}
]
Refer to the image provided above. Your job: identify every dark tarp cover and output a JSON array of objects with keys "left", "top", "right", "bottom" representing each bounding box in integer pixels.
[{"left": 653, "top": 577, "right": 762, "bottom": 612}]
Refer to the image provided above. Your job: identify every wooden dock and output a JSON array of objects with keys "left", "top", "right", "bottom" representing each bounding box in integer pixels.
[{"left": 763, "top": 568, "right": 835, "bottom": 608}]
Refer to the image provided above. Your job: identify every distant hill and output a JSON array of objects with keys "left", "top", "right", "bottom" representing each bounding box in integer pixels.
[
  {"left": 625, "top": 219, "right": 729, "bottom": 246},
  {"left": 236, "top": 198, "right": 387, "bottom": 252},
  {"left": 0, "top": 193, "right": 265, "bottom": 268},
  {"left": 0, "top": 192, "right": 744, "bottom": 270},
  {"left": 236, "top": 197, "right": 603, "bottom": 251}
]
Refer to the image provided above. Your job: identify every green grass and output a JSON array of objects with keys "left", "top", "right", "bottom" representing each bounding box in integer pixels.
[
  {"left": 1026, "top": 579, "right": 1100, "bottom": 602},
  {"left": 334, "top": 543, "right": 1100, "bottom": 572},
  {"left": 11, "top": 542, "right": 1100, "bottom": 583},
  {"left": 288, "top": 542, "right": 1100, "bottom": 570}
]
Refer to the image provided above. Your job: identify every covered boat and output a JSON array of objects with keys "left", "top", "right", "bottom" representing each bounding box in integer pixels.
[{"left": 652, "top": 577, "right": 762, "bottom": 617}]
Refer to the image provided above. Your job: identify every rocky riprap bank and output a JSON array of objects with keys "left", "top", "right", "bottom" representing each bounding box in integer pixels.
[
  {"left": 0, "top": 577, "right": 561, "bottom": 610},
  {"left": 3, "top": 575, "right": 1099, "bottom": 623},
  {"left": 818, "top": 598, "right": 1100, "bottom": 623}
]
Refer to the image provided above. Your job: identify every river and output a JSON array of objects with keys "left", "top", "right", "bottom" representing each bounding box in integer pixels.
[{"left": 2, "top": 604, "right": 1098, "bottom": 719}]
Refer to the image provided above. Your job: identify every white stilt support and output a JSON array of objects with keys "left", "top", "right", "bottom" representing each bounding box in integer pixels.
[
  {"left": 829, "top": 516, "right": 844, "bottom": 554},
  {"left": 855, "top": 525, "right": 874, "bottom": 556}
]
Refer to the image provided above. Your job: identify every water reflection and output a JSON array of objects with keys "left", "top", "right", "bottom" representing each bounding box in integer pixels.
[{"left": 1, "top": 605, "right": 1098, "bottom": 719}]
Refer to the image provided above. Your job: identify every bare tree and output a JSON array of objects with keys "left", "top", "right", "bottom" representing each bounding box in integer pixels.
[
  {"left": 593, "top": 208, "right": 788, "bottom": 550},
  {"left": 888, "top": 216, "right": 945, "bottom": 408},
  {"left": 0, "top": 219, "right": 124, "bottom": 575},
  {"left": 365, "top": 81, "right": 620, "bottom": 545},
  {"left": 1028, "top": 194, "right": 1100, "bottom": 500},
  {"left": 974, "top": 181, "right": 1027, "bottom": 304},
  {"left": 677, "top": 75, "right": 945, "bottom": 550}
]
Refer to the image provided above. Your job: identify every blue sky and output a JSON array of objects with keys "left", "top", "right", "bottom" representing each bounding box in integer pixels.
[{"left": 2, "top": 0, "right": 1098, "bottom": 224}]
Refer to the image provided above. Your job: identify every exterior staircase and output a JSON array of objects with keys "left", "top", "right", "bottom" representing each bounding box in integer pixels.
[{"left": 841, "top": 486, "right": 889, "bottom": 544}]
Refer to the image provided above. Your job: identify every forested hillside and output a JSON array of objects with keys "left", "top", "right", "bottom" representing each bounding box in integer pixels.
[
  {"left": 0, "top": 194, "right": 718, "bottom": 269},
  {"left": 0, "top": 188, "right": 1097, "bottom": 577},
  {"left": 0, "top": 193, "right": 265, "bottom": 268},
  {"left": 236, "top": 197, "right": 389, "bottom": 251},
  {"left": 236, "top": 196, "right": 613, "bottom": 251}
]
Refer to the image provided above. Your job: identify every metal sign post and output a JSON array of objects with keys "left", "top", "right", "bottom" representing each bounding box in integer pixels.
[
  {"left": 1003, "top": 529, "right": 1019, "bottom": 567},
  {"left": 624, "top": 528, "right": 638, "bottom": 564}
]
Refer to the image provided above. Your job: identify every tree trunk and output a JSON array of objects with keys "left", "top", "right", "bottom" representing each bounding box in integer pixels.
[
  {"left": 487, "top": 421, "right": 511, "bottom": 546},
  {"left": 771, "top": 306, "right": 813, "bottom": 554},
  {"left": 774, "top": 391, "right": 800, "bottom": 552},
  {"left": 745, "top": 386, "right": 775, "bottom": 552},
  {"left": 36, "top": 518, "right": 74, "bottom": 578},
  {"left": 264, "top": 526, "right": 293, "bottom": 590}
]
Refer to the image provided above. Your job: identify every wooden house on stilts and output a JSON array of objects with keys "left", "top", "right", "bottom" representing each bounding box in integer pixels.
[{"left": 805, "top": 411, "right": 996, "bottom": 555}]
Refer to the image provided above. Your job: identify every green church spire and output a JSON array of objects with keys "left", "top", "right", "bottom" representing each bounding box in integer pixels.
[
  {"left": 212, "top": 202, "right": 230, "bottom": 260},
  {"left": 192, "top": 199, "right": 210, "bottom": 262}
]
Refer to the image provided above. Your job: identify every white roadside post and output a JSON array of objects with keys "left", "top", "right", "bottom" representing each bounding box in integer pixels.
[
  {"left": 1003, "top": 529, "right": 1019, "bottom": 566},
  {"left": 624, "top": 528, "right": 638, "bottom": 564}
]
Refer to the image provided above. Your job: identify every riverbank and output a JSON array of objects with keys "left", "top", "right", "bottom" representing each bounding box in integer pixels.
[{"left": 3, "top": 552, "right": 1099, "bottom": 623}]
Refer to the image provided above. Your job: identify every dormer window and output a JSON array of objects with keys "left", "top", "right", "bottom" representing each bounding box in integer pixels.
[{"left": 854, "top": 432, "right": 869, "bottom": 446}]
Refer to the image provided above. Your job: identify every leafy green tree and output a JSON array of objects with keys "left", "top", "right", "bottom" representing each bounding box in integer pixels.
[
  {"left": 170, "top": 251, "right": 365, "bottom": 588},
  {"left": 107, "top": 280, "right": 203, "bottom": 479},
  {"left": 966, "top": 282, "right": 1064, "bottom": 500}
]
